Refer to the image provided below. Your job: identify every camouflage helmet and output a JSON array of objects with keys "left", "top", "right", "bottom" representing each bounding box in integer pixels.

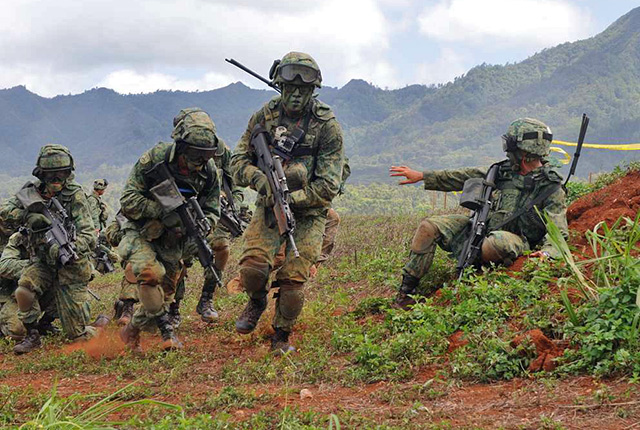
[
  {"left": 171, "top": 108, "right": 218, "bottom": 150},
  {"left": 93, "top": 178, "right": 108, "bottom": 190},
  {"left": 271, "top": 52, "right": 322, "bottom": 88},
  {"left": 503, "top": 118, "right": 553, "bottom": 157},
  {"left": 34, "top": 144, "right": 74, "bottom": 172}
]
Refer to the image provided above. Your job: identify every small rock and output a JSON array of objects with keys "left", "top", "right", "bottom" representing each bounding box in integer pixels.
[
  {"left": 300, "top": 388, "right": 313, "bottom": 400},
  {"left": 234, "top": 410, "right": 246, "bottom": 418}
]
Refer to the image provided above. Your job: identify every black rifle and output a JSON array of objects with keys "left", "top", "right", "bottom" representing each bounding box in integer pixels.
[
  {"left": 225, "top": 58, "right": 281, "bottom": 93},
  {"left": 456, "top": 163, "right": 501, "bottom": 279},
  {"left": 218, "top": 176, "right": 246, "bottom": 238},
  {"left": 31, "top": 197, "right": 79, "bottom": 266},
  {"left": 94, "top": 234, "right": 115, "bottom": 274},
  {"left": 251, "top": 124, "right": 299, "bottom": 257},
  {"left": 564, "top": 113, "right": 590, "bottom": 187},
  {"left": 147, "top": 163, "right": 220, "bottom": 282}
]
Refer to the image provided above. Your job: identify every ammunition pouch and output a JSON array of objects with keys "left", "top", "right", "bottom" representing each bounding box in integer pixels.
[{"left": 459, "top": 178, "right": 486, "bottom": 211}]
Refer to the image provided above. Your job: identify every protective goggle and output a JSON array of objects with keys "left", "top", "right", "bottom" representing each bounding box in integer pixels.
[
  {"left": 40, "top": 169, "right": 72, "bottom": 182},
  {"left": 181, "top": 145, "right": 216, "bottom": 165},
  {"left": 282, "top": 84, "right": 314, "bottom": 96},
  {"left": 502, "top": 131, "right": 552, "bottom": 153},
  {"left": 278, "top": 64, "right": 319, "bottom": 84}
]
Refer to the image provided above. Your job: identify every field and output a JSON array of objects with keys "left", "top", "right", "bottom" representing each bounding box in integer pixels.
[{"left": 1, "top": 169, "right": 640, "bottom": 429}]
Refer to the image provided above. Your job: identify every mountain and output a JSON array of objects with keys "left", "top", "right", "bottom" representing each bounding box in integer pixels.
[{"left": 0, "top": 7, "right": 639, "bottom": 183}]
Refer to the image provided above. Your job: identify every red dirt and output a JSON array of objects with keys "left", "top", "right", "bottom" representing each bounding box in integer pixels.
[
  {"left": 447, "top": 330, "right": 469, "bottom": 352},
  {"left": 511, "top": 329, "right": 566, "bottom": 372}
]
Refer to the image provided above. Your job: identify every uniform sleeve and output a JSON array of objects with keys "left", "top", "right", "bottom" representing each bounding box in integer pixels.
[
  {"left": 0, "top": 233, "right": 29, "bottom": 280},
  {"left": 86, "top": 195, "right": 101, "bottom": 232},
  {"left": 71, "top": 191, "right": 97, "bottom": 256},
  {"left": 0, "top": 196, "right": 27, "bottom": 227},
  {"left": 120, "top": 160, "right": 163, "bottom": 221},
  {"left": 539, "top": 187, "right": 569, "bottom": 258},
  {"left": 220, "top": 144, "right": 245, "bottom": 204},
  {"left": 231, "top": 111, "right": 262, "bottom": 189},
  {"left": 200, "top": 160, "right": 220, "bottom": 228},
  {"left": 422, "top": 167, "right": 488, "bottom": 192},
  {"left": 290, "top": 118, "right": 345, "bottom": 208}
]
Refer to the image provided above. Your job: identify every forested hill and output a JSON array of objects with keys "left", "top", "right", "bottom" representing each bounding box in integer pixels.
[{"left": 0, "top": 7, "right": 639, "bottom": 182}]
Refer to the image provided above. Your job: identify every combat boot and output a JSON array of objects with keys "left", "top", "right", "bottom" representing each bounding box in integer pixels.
[
  {"left": 119, "top": 322, "right": 142, "bottom": 354},
  {"left": 156, "top": 313, "right": 183, "bottom": 351},
  {"left": 90, "top": 314, "right": 111, "bottom": 328},
  {"left": 393, "top": 274, "right": 420, "bottom": 310},
  {"left": 270, "top": 327, "right": 296, "bottom": 356},
  {"left": 14, "top": 325, "right": 41, "bottom": 355},
  {"left": 117, "top": 299, "right": 135, "bottom": 326},
  {"left": 167, "top": 301, "right": 181, "bottom": 329},
  {"left": 196, "top": 291, "right": 219, "bottom": 323},
  {"left": 235, "top": 296, "right": 267, "bottom": 334},
  {"left": 36, "top": 313, "right": 60, "bottom": 336}
]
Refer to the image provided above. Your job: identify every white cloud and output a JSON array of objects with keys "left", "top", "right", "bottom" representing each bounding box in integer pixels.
[
  {"left": 418, "top": 0, "right": 595, "bottom": 49},
  {"left": 415, "top": 48, "right": 467, "bottom": 85},
  {"left": 0, "top": 0, "right": 396, "bottom": 95}
]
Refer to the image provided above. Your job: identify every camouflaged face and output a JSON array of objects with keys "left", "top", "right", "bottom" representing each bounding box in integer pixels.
[
  {"left": 506, "top": 118, "right": 552, "bottom": 157},
  {"left": 274, "top": 52, "right": 322, "bottom": 88},
  {"left": 93, "top": 179, "right": 108, "bottom": 190},
  {"left": 171, "top": 109, "right": 218, "bottom": 149},
  {"left": 37, "top": 144, "right": 74, "bottom": 170}
]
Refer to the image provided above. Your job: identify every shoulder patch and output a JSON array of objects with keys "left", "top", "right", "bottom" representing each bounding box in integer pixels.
[{"left": 140, "top": 151, "right": 152, "bottom": 165}]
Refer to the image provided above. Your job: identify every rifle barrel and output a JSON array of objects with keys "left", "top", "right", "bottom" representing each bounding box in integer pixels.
[{"left": 225, "top": 58, "right": 281, "bottom": 93}]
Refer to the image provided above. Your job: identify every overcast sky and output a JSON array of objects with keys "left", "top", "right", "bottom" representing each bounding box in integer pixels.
[{"left": 0, "top": 0, "right": 636, "bottom": 97}]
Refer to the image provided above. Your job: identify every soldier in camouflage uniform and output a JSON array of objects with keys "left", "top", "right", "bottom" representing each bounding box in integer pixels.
[
  {"left": 106, "top": 212, "right": 139, "bottom": 326},
  {"left": 118, "top": 109, "right": 220, "bottom": 352},
  {"left": 87, "top": 179, "right": 110, "bottom": 233},
  {"left": 390, "top": 118, "right": 568, "bottom": 307},
  {"left": 0, "top": 231, "right": 58, "bottom": 340},
  {"left": 231, "top": 52, "right": 345, "bottom": 354},
  {"left": 167, "top": 108, "right": 246, "bottom": 327},
  {"left": 0, "top": 145, "right": 99, "bottom": 354}
]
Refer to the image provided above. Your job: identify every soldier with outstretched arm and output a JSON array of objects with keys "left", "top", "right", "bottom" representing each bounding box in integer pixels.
[{"left": 390, "top": 118, "right": 569, "bottom": 308}]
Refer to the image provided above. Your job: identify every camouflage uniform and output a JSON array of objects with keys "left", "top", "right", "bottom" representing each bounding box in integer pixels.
[
  {"left": 317, "top": 157, "right": 350, "bottom": 265},
  {"left": 87, "top": 180, "right": 110, "bottom": 232},
  {"left": 399, "top": 118, "right": 568, "bottom": 301},
  {"left": 0, "top": 232, "right": 56, "bottom": 340},
  {"left": 105, "top": 214, "right": 139, "bottom": 325},
  {"left": 0, "top": 145, "right": 97, "bottom": 353},
  {"left": 232, "top": 52, "right": 344, "bottom": 353},
  {"left": 118, "top": 109, "right": 220, "bottom": 350}
]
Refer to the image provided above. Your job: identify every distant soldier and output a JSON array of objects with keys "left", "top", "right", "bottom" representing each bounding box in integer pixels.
[
  {"left": 390, "top": 118, "right": 568, "bottom": 308},
  {"left": 118, "top": 109, "right": 220, "bottom": 352},
  {"left": 231, "top": 52, "right": 345, "bottom": 354},
  {"left": 87, "top": 179, "right": 110, "bottom": 233},
  {"left": 0, "top": 144, "right": 105, "bottom": 354}
]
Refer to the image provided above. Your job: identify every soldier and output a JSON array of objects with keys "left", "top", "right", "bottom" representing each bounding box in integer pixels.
[
  {"left": 167, "top": 108, "right": 246, "bottom": 327},
  {"left": 0, "top": 230, "right": 58, "bottom": 340},
  {"left": 118, "top": 109, "right": 220, "bottom": 352},
  {"left": 106, "top": 212, "right": 139, "bottom": 326},
  {"left": 87, "top": 179, "right": 110, "bottom": 233},
  {"left": 390, "top": 118, "right": 568, "bottom": 307},
  {"left": 231, "top": 51, "right": 345, "bottom": 354},
  {"left": 0, "top": 144, "right": 101, "bottom": 354}
]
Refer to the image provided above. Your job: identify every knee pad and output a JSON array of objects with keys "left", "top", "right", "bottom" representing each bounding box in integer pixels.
[
  {"left": 213, "top": 246, "right": 230, "bottom": 272},
  {"left": 481, "top": 237, "right": 503, "bottom": 263},
  {"left": 14, "top": 286, "right": 35, "bottom": 312},
  {"left": 239, "top": 258, "right": 270, "bottom": 296},
  {"left": 410, "top": 220, "right": 439, "bottom": 254},
  {"left": 138, "top": 284, "right": 165, "bottom": 314},
  {"left": 124, "top": 263, "right": 138, "bottom": 284},
  {"left": 277, "top": 281, "right": 304, "bottom": 321},
  {"left": 137, "top": 263, "right": 164, "bottom": 286}
]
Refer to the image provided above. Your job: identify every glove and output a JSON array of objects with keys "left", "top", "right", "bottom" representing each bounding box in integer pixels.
[
  {"left": 26, "top": 213, "right": 51, "bottom": 230},
  {"left": 48, "top": 243, "right": 60, "bottom": 262},
  {"left": 250, "top": 171, "right": 270, "bottom": 196}
]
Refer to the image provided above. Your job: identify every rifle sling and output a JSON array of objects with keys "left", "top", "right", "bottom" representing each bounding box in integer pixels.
[{"left": 490, "top": 184, "right": 561, "bottom": 232}]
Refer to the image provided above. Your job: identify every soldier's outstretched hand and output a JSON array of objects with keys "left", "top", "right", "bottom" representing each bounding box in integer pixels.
[{"left": 390, "top": 165, "right": 423, "bottom": 185}]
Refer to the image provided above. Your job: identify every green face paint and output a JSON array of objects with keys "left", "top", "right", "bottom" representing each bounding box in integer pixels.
[{"left": 282, "top": 84, "right": 313, "bottom": 116}]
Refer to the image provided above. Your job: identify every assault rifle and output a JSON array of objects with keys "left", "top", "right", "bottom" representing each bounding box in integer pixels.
[
  {"left": 147, "top": 162, "right": 220, "bottom": 283},
  {"left": 225, "top": 58, "right": 281, "bottom": 93},
  {"left": 218, "top": 176, "right": 246, "bottom": 238},
  {"left": 94, "top": 234, "right": 115, "bottom": 274},
  {"left": 251, "top": 124, "right": 299, "bottom": 257},
  {"left": 456, "top": 163, "right": 501, "bottom": 279}
]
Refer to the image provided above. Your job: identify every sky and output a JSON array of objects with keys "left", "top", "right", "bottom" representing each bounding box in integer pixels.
[{"left": 0, "top": 0, "right": 637, "bottom": 97}]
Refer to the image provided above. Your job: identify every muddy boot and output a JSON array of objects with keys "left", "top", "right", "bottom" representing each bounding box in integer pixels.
[
  {"left": 156, "top": 313, "right": 183, "bottom": 351},
  {"left": 120, "top": 322, "right": 142, "bottom": 354},
  {"left": 117, "top": 299, "right": 135, "bottom": 326},
  {"left": 36, "top": 313, "right": 60, "bottom": 336},
  {"left": 393, "top": 274, "right": 420, "bottom": 310},
  {"left": 90, "top": 314, "right": 111, "bottom": 328},
  {"left": 14, "top": 325, "right": 41, "bottom": 355},
  {"left": 235, "top": 296, "right": 267, "bottom": 334},
  {"left": 167, "top": 301, "right": 182, "bottom": 329},
  {"left": 196, "top": 292, "right": 219, "bottom": 323},
  {"left": 271, "top": 327, "right": 296, "bottom": 356},
  {"left": 113, "top": 300, "right": 124, "bottom": 320}
]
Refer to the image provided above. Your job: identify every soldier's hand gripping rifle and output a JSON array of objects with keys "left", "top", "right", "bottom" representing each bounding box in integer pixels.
[
  {"left": 147, "top": 163, "right": 221, "bottom": 283},
  {"left": 456, "top": 163, "right": 501, "bottom": 279},
  {"left": 250, "top": 124, "right": 300, "bottom": 257},
  {"left": 218, "top": 176, "right": 246, "bottom": 238},
  {"left": 94, "top": 234, "right": 115, "bottom": 273}
]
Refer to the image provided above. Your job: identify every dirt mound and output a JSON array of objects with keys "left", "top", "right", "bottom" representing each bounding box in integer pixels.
[
  {"left": 511, "top": 329, "right": 565, "bottom": 372},
  {"left": 447, "top": 330, "right": 469, "bottom": 352},
  {"left": 568, "top": 170, "right": 640, "bottom": 237}
]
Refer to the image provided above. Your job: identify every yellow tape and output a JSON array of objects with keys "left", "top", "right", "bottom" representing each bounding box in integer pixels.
[
  {"left": 550, "top": 147, "right": 571, "bottom": 165},
  {"left": 553, "top": 140, "right": 640, "bottom": 151}
]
